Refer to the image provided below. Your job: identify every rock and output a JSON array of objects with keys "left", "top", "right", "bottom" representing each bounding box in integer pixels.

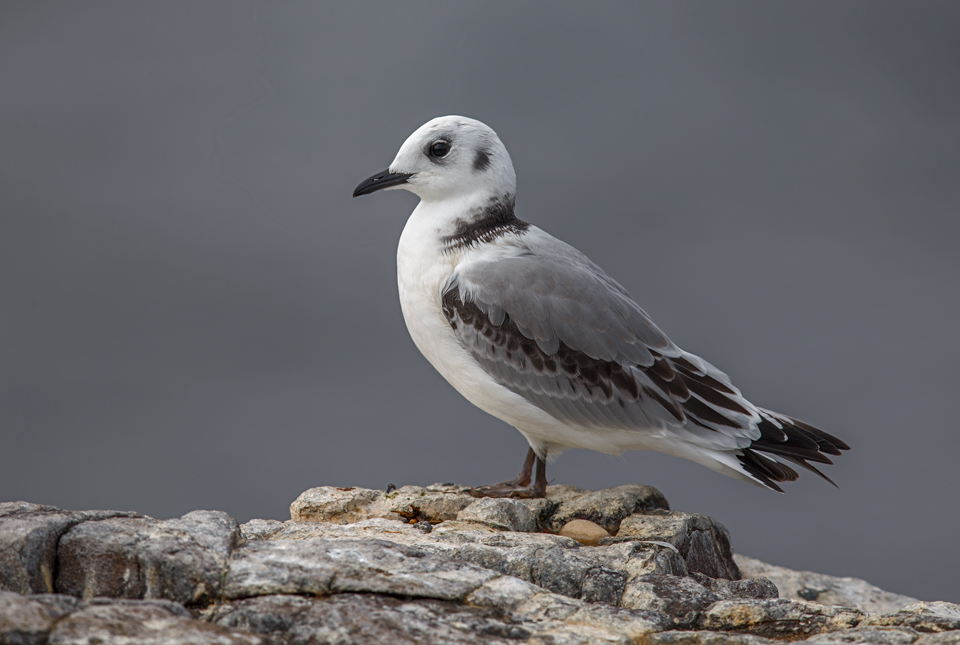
[
  {"left": 0, "top": 502, "right": 139, "bottom": 595},
  {"left": 56, "top": 510, "right": 240, "bottom": 605},
  {"left": 210, "top": 585, "right": 671, "bottom": 645},
  {"left": 860, "top": 602, "right": 960, "bottom": 633},
  {"left": 240, "top": 515, "right": 687, "bottom": 603},
  {"left": 237, "top": 519, "right": 283, "bottom": 541},
  {"left": 735, "top": 554, "right": 919, "bottom": 615},
  {"left": 612, "top": 510, "right": 740, "bottom": 580},
  {"left": 465, "top": 575, "right": 543, "bottom": 612},
  {"left": 287, "top": 486, "right": 382, "bottom": 523},
  {"left": 546, "top": 484, "right": 591, "bottom": 503},
  {"left": 699, "top": 598, "right": 864, "bottom": 639},
  {"left": 620, "top": 574, "right": 723, "bottom": 627},
  {"left": 210, "top": 593, "right": 529, "bottom": 645},
  {"left": 224, "top": 538, "right": 498, "bottom": 601},
  {"left": 5, "top": 488, "right": 954, "bottom": 645},
  {"left": 916, "top": 632, "right": 960, "bottom": 645},
  {"left": 457, "top": 497, "right": 558, "bottom": 532},
  {"left": 646, "top": 631, "right": 780, "bottom": 644},
  {"left": 505, "top": 590, "right": 670, "bottom": 643},
  {"left": 796, "top": 626, "right": 921, "bottom": 644},
  {"left": 558, "top": 519, "right": 610, "bottom": 546},
  {"left": 689, "top": 572, "right": 779, "bottom": 601},
  {"left": 548, "top": 484, "right": 669, "bottom": 534},
  {"left": 56, "top": 516, "right": 159, "bottom": 600},
  {"left": 46, "top": 597, "right": 264, "bottom": 645},
  {"left": 289, "top": 484, "right": 476, "bottom": 525},
  {"left": 0, "top": 591, "right": 78, "bottom": 645},
  {"left": 563, "top": 603, "right": 672, "bottom": 641}
]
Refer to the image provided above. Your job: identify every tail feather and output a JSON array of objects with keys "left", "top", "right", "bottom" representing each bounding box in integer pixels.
[{"left": 736, "top": 408, "right": 850, "bottom": 490}]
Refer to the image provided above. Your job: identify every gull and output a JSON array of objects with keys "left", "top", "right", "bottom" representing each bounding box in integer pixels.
[{"left": 353, "top": 116, "right": 849, "bottom": 498}]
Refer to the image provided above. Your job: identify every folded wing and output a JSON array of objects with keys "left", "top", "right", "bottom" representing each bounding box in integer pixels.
[{"left": 441, "top": 229, "right": 849, "bottom": 490}]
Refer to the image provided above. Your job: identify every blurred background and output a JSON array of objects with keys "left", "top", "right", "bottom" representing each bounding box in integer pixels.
[{"left": 1, "top": 1, "right": 958, "bottom": 601}]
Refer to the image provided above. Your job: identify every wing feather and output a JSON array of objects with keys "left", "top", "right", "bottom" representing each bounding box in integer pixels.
[{"left": 441, "top": 228, "right": 849, "bottom": 488}]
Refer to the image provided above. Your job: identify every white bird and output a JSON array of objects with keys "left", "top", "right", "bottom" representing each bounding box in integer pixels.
[{"left": 353, "top": 116, "right": 848, "bottom": 498}]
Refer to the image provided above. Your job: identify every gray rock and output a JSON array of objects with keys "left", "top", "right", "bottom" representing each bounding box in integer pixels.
[
  {"left": 646, "top": 631, "right": 780, "bottom": 645},
  {"left": 0, "top": 591, "right": 79, "bottom": 645},
  {"left": 457, "top": 497, "right": 558, "bottom": 532},
  {"left": 916, "top": 632, "right": 960, "bottom": 645},
  {"left": 210, "top": 593, "right": 527, "bottom": 644},
  {"left": 699, "top": 598, "right": 864, "bottom": 639},
  {"left": 612, "top": 510, "right": 740, "bottom": 580},
  {"left": 224, "top": 538, "right": 498, "bottom": 601},
  {"left": 46, "top": 598, "right": 263, "bottom": 645},
  {"left": 451, "top": 534, "right": 686, "bottom": 602},
  {"left": 237, "top": 519, "right": 284, "bottom": 541},
  {"left": 861, "top": 602, "right": 960, "bottom": 633},
  {"left": 620, "top": 574, "right": 722, "bottom": 627},
  {"left": 7, "top": 489, "right": 951, "bottom": 645},
  {"left": 465, "top": 575, "right": 543, "bottom": 613},
  {"left": 56, "top": 510, "right": 240, "bottom": 605},
  {"left": 546, "top": 484, "right": 591, "bottom": 503},
  {"left": 525, "top": 623, "right": 634, "bottom": 644},
  {"left": 507, "top": 592, "right": 664, "bottom": 643},
  {"left": 287, "top": 486, "right": 382, "bottom": 523},
  {"left": 0, "top": 502, "right": 139, "bottom": 595},
  {"left": 549, "top": 484, "right": 669, "bottom": 534},
  {"left": 468, "top": 577, "right": 671, "bottom": 639},
  {"left": 563, "top": 603, "right": 672, "bottom": 640},
  {"left": 689, "top": 572, "right": 779, "bottom": 600},
  {"left": 289, "top": 484, "right": 476, "bottom": 525},
  {"left": 242, "top": 515, "right": 687, "bottom": 604},
  {"left": 735, "top": 554, "right": 919, "bottom": 615},
  {"left": 797, "top": 626, "right": 921, "bottom": 644},
  {"left": 56, "top": 516, "right": 160, "bottom": 600}
]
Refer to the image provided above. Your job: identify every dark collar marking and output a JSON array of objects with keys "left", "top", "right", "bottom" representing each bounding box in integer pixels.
[{"left": 442, "top": 196, "right": 529, "bottom": 250}]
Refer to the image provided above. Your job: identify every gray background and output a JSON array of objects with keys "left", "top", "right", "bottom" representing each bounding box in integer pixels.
[{"left": 2, "top": 1, "right": 958, "bottom": 602}]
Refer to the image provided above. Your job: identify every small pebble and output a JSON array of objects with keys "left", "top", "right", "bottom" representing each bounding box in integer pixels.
[
  {"left": 558, "top": 519, "right": 609, "bottom": 546},
  {"left": 415, "top": 520, "right": 433, "bottom": 533}
]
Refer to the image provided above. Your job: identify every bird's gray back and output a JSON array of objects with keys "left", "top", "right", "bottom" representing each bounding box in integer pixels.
[{"left": 443, "top": 226, "right": 762, "bottom": 451}]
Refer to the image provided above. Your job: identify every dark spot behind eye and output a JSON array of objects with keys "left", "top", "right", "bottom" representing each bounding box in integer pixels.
[{"left": 473, "top": 149, "right": 491, "bottom": 171}]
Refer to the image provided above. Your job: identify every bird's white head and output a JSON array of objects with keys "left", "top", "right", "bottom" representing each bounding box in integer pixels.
[{"left": 353, "top": 116, "right": 516, "bottom": 204}]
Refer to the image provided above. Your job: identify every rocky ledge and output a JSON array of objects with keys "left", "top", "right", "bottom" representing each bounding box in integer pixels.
[{"left": 2, "top": 483, "right": 956, "bottom": 645}]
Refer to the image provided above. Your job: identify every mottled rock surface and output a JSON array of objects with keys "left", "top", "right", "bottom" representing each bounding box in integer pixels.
[
  {"left": 1, "top": 485, "right": 955, "bottom": 645},
  {"left": 56, "top": 510, "right": 239, "bottom": 605},
  {"left": 860, "top": 602, "right": 960, "bottom": 633},
  {"left": 0, "top": 502, "right": 140, "bottom": 595},
  {"left": 613, "top": 510, "right": 740, "bottom": 580},
  {"left": 289, "top": 484, "right": 476, "bottom": 524},
  {"left": 548, "top": 484, "right": 670, "bottom": 534},
  {"left": 736, "top": 554, "right": 919, "bottom": 615},
  {"left": 699, "top": 598, "right": 864, "bottom": 639},
  {"left": 48, "top": 597, "right": 264, "bottom": 645}
]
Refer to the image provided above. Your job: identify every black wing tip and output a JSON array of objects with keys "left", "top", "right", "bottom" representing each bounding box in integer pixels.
[{"left": 746, "top": 413, "right": 849, "bottom": 490}]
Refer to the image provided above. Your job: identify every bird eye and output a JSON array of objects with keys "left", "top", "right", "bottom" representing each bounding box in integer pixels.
[{"left": 429, "top": 141, "right": 450, "bottom": 158}]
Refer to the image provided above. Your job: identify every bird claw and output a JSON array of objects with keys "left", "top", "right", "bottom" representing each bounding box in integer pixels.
[{"left": 469, "top": 481, "right": 546, "bottom": 499}]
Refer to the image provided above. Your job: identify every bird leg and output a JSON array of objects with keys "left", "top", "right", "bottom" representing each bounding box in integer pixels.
[{"left": 470, "top": 447, "right": 547, "bottom": 498}]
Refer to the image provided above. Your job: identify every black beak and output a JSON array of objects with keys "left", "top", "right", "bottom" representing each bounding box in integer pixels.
[{"left": 352, "top": 169, "right": 413, "bottom": 197}]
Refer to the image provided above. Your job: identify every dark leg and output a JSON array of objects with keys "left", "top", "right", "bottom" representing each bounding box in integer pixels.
[{"left": 470, "top": 447, "right": 547, "bottom": 499}]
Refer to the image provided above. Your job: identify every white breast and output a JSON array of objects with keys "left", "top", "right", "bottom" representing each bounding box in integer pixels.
[{"left": 395, "top": 202, "right": 573, "bottom": 452}]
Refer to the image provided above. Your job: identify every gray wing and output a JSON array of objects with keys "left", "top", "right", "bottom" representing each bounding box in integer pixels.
[{"left": 442, "top": 228, "right": 762, "bottom": 452}]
